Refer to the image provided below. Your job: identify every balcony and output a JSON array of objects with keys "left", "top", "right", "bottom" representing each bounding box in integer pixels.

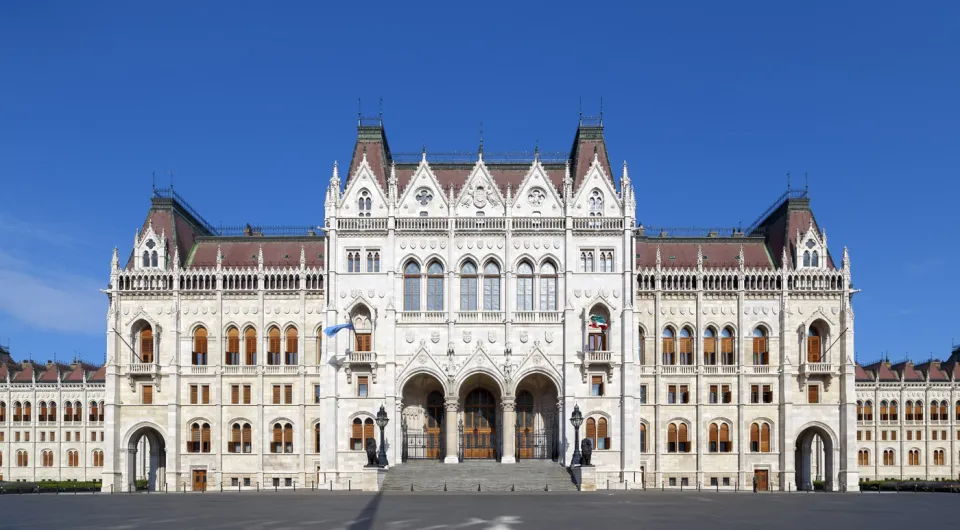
[
  {"left": 127, "top": 363, "right": 160, "bottom": 376},
  {"left": 189, "top": 366, "right": 210, "bottom": 375},
  {"left": 799, "top": 362, "right": 833, "bottom": 375},
  {"left": 398, "top": 311, "right": 446, "bottom": 324},
  {"left": 703, "top": 365, "right": 738, "bottom": 375},
  {"left": 661, "top": 365, "right": 696, "bottom": 375},
  {"left": 264, "top": 365, "right": 300, "bottom": 375},
  {"left": 223, "top": 365, "right": 258, "bottom": 375},
  {"left": 580, "top": 350, "right": 615, "bottom": 383},
  {"left": 572, "top": 217, "right": 624, "bottom": 231},
  {"left": 343, "top": 351, "right": 377, "bottom": 384},
  {"left": 337, "top": 218, "right": 387, "bottom": 231},
  {"left": 456, "top": 311, "right": 504, "bottom": 323},
  {"left": 747, "top": 365, "right": 773, "bottom": 375},
  {"left": 513, "top": 311, "right": 562, "bottom": 324},
  {"left": 585, "top": 350, "right": 614, "bottom": 363},
  {"left": 454, "top": 217, "right": 506, "bottom": 231},
  {"left": 512, "top": 217, "right": 564, "bottom": 231},
  {"left": 396, "top": 217, "right": 448, "bottom": 232}
]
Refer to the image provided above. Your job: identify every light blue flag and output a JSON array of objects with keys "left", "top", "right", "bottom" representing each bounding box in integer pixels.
[{"left": 323, "top": 322, "right": 355, "bottom": 337}]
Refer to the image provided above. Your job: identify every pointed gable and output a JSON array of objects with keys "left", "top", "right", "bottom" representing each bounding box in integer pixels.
[
  {"left": 346, "top": 122, "right": 392, "bottom": 192},
  {"left": 454, "top": 159, "right": 506, "bottom": 217},
  {"left": 748, "top": 193, "right": 836, "bottom": 270},
  {"left": 511, "top": 159, "right": 563, "bottom": 216},
  {"left": 569, "top": 121, "right": 613, "bottom": 192},
  {"left": 854, "top": 363, "right": 874, "bottom": 382},
  {"left": 397, "top": 156, "right": 449, "bottom": 217},
  {"left": 863, "top": 361, "right": 899, "bottom": 382},
  {"left": 891, "top": 361, "right": 924, "bottom": 382},
  {"left": 127, "top": 191, "right": 216, "bottom": 270},
  {"left": 13, "top": 362, "right": 37, "bottom": 382}
]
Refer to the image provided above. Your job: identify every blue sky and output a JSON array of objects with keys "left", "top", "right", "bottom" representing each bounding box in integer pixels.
[{"left": 1, "top": 1, "right": 957, "bottom": 365}]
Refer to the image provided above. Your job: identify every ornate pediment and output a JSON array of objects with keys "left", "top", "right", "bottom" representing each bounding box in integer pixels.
[{"left": 456, "top": 341, "right": 504, "bottom": 379}]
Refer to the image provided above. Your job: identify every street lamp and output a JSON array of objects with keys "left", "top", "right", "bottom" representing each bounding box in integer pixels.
[
  {"left": 375, "top": 404, "right": 389, "bottom": 467},
  {"left": 570, "top": 404, "right": 583, "bottom": 467}
]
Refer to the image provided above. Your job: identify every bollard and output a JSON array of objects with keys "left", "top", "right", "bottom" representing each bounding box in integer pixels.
[
  {"left": 680, "top": 481, "right": 683, "bottom": 492},
  {"left": 410, "top": 484, "right": 414, "bottom": 492},
  {"left": 275, "top": 482, "right": 278, "bottom": 492},
  {"left": 293, "top": 481, "right": 296, "bottom": 492},
  {"left": 716, "top": 482, "right": 719, "bottom": 493},
  {"left": 220, "top": 482, "right": 223, "bottom": 493},
  {"left": 444, "top": 482, "right": 447, "bottom": 492},
  {"left": 238, "top": 482, "right": 241, "bottom": 493},
  {"left": 257, "top": 481, "right": 260, "bottom": 492},
  {"left": 478, "top": 483, "right": 482, "bottom": 492},
  {"left": 512, "top": 483, "right": 516, "bottom": 492},
  {"left": 698, "top": 482, "right": 701, "bottom": 492},
  {"left": 545, "top": 483, "right": 549, "bottom": 492},
  {"left": 661, "top": 480, "right": 664, "bottom": 492}
]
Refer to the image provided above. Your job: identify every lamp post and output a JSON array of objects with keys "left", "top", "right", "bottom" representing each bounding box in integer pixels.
[
  {"left": 570, "top": 404, "right": 583, "bottom": 467},
  {"left": 375, "top": 404, "right": 389, "bottom": 467}
]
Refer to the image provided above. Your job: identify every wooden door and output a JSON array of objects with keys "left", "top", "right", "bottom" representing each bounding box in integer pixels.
[
  {"left": 355, "top": 333, "right": 372, "bottom": 352},
  {"left": 588, "top": 333, "right": 606, "bottom": 351},
  {"left": 516, "top": 391, "right": 534, "bottom": 459},
  {"left": 192, "top": 470, "right": 207, "bottom": 492},
  {"left": 464, "top": 389, "right": 496, "bottom": 459},
  {"left": 755, "top": 470, "right": 768, "bottom": 492},
  {"left": 425, "top": 392, "right": 444, "bottom": 459}
]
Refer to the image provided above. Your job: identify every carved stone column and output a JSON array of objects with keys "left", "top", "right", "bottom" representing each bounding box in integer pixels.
[
  {"left": 444, "top": 398, "right": 459, "bottom": 464},
  {"left": 501, "top": 397, "right": 517, "bottom": 464}
]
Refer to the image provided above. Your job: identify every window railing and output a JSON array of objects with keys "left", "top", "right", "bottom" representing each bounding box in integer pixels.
[
  {"left": 396, "top": 217, "right": 448, "bottom": 231},
  {"left": 190, "top": 366, "right": 210, "bottom": 375},
  {"left": 703, "top": 366, "right": 738, "bottom": 375},
  {"left": 348, "top": 351, "right": 377, "bottom": 364},
  {"left": 748, "top": 365, "right": 772, "bottom": 375},
  {"left": 456, "top": 311, "right": 504, "bottom": 323},
  {"left": 585, "top": 351, "right": 614, "bottom": 363},
  {"left": 398, "top": 311, "right": 447, "bottom": 323},
  {"left": 513, "top": 311, "right": 562, "bottom": 323},
  {"left": 512, "top": 217, "right": 564, "bottom": 231},
  {"left": 662, "top": 365, "right": 696, "bottom": 375},
  {"left": 127, "top": 363, "right": 159, "bottom": 375},
  {"left": 223, "top": 366, "right": 258, "bottom": 375},
  {"left": 572, "top": 217, "right": 624, "bottom": 231},
  {"left": 337, "top": 218, "right": 387, "bottom": 231},
  {"left": 264, "top": 366, "right": 299, "bottom": 375},
  {"left": 455, "top": 217, "right": 506, "bottom": 231},
  {"left": 800, "top": 362, "right": 833, "bottom": 374}
]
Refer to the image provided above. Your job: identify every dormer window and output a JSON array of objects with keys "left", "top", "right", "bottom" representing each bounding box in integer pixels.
[
  {"left": 135, "top": 224, "right": 167, "bottom": 270},
  {"left": 796, "top": 224, "right": 827, "bottom": 270},
  {"left": 358, "top": 189, "right": 372, "bottom": 217}
]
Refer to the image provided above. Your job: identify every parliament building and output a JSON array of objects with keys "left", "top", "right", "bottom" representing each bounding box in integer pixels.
[{"left": 3, "top": 115, "right": 956, "bottom": 492}]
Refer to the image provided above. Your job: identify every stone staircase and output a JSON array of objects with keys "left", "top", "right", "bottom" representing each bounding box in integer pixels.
[{"left": 381, "top": 460, "right": 578, "bottom": 492}]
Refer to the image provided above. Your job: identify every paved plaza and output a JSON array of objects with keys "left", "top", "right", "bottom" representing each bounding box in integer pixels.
[{"left": 0, "top": 491, "right": 955, "bottom": 529}]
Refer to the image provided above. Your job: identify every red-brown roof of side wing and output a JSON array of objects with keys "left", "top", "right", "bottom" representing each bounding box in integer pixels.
[
  {"left": 863, "top": 361, "right": 900, "bottom": 382},
  {"left": 346, "top": 124, "right": 391, "bottom": 192},
  {"left": 395, "top": 163, "right": 566, "bottom": 199},
  {"left": 188, "top": 239, "right": 326, "bottom": 268},
  {"left": 916, "top": 361, "right": 950, "bottom": 382},
  {"left": 126, "top": 194, "right": 216, "bottom": 269},
  {"left": 748, "top": 194, "right": 836, "bottom": 270},
  {"left": 892, "top": 361, "right": 925, "bottom": 382},
  {"left": 89, "top": 365, "right": 106, "bottom": 383},
  {"left": 635, "top": 240, "right": 774, "bottom": 269},
  {"left": 855, "top": 363, "right": 874, "bottom": 382}
]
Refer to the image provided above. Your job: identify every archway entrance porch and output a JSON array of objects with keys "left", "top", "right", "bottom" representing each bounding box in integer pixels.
[
  {"left": 125, "top": 425, "right": 166, "bottom": 492},
  {"left": 795, "top": 425, "right": 834, "bottom": 491},
  {"left": 514, "top": 374, "right": 560, "bottom": 461}
]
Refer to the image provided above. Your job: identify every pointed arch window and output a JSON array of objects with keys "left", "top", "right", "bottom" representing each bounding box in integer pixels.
[
  {"left": 140, "top": 325, "right": 154, "bottom": 364},
  {"left": 483, "top": 262, "right": 501, "bottom": 311},
  {"left": 93, "top": 450, "right": 104, "bottom": 467},
  {"left": 285, "top": 327, "right": 298, "bottom": 365},
  {"left": 752, "top": 328, "right": 769, "bottom": 365},
  {"left": 516, "top": 261, "right": 534, "bottom": 311},
  {"left": 589, "top": 189, "right": 603, "bottom": 217},
  {"left": 89, "top": 401, "right": 100, "bottom": 422},
  {"left": 858, "top": 449, "right": 869, "bottom": 466},
  {"left": 315, "top": 423, "right": 321, "bottom": 453},
  {"left": 883, "top": 449, "right": 895, "bottom": 466},
  {"left": 803, "top": 251, "right": 811, "bottom": 267},
  {"left": 639, "top": 423, "right": 647, "bottom": 453},
  {"left": 73, "top": 401, "right": 81, "bottom": 422},
  {"left": 750, "top": 422, "right": 771, "bottom": 452},
  {"left": 267, "top": 326, "right": 282, "bottom": 365},
  {"left": 358, "top": 189, "right": 372, "bottom": 217},
  {"left": 667, "top": 422, "right": 690, "bottom": 453},
  {"left": 43, "top": 450, "right": 54, "bottom": 467},
  {"left": 460, "top": 261, "right": 478, "bottom": 311},
  {"left": 679, "top": 328, "right": 693, "bottom": 365},
  {"left": 403, "top": 262, "right": 422, "bottom": 311},
  {"left": 662, "top": 328, "right": 676, "bottom": 365},
  {"left": 192, "top": 327, "right": 208, "bottom": 365},
  {"left": 863, "top": 400, "right": 873, "bottom": 421},
  {"left": 151, "top": 251, "right": 158, "bottom": 267},
  {"left": 367, "top": 251, "right": 380, "bottom": 273},
  {"left": 703, "top": 328, "right": 717, "bottom": 365},
  {"left": 539, "top": 262, "right": 557, "bottom": 311},
  {"left": 244, "top": 327, "right": 257, "bottom": 365},
  {"left": 580, "top": 250, "right": 595, "bottom": 272},
  {"left": 0, "top": 401, "right": 5, "bottom": 422},
  {"left": 708, "top": 422, "right": 731, "bottom": 453},
  {"left": 426, "top": 261, "right": 444, "bottom": 311},
  {"left": 811, "top": 251, "right": 819, "bottom": 267},
  {"left": 908, "top": 449, "right": 920, "bottom": 466},
  {"left": 16, "top": 450, "right": 28, "bottom": 467},
  {"left": 720, "top": 327, "right": 735, "bottom": 365},
  {"left": 142, "top": 251, "right": 150, "bottom": 268},
  {"left": 226, "top": 327, "right": 240, "bottom": 365},
  {"left": 807, "top": 326, "right": 822, "bottom": 363},
  {"left": 889, "top": 400, "right": 899, "bottom": 421}
]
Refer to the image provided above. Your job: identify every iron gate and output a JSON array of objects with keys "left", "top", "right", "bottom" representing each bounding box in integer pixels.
[
  {"left": 401, "top": 420, "right": 444, "bottom": 462},
  {"left": 516, "top": 428, "right": 559, "bottom": 461}
]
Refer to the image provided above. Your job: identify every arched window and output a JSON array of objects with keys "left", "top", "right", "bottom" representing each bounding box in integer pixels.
[
  {"left": 358, "top": 189, "right": 372, "bottom": 217},
  {"left": 933, "top": 449, "right": 945, "bottom": 466},
  {"left": 807, "top": 326, "right": 822, "bottom": 363},
  {"left": 188, "top": 423, "right": 201, "bottom": 453},
  {"left": 89, "top": 401, "right": 100, "bottom": 422},
  {"left": 142, "top": 250, "right": 150, "bottom": 268},
  {"left": 811, "top": 251, "right": 819, "bottom": 267},
  {"left": 640, "top": 423, "right": 647, "bottom": 453},
  {"left": 883, "top": 449, "right": 895, "bottom": 466},
  {"left": 315, "top": 423, "right": 321, "bottom": 453},
  {"left": 638, "top": 328, "right": 646, "bottom": 365},
  {"left": 890, "top": 400, "right": 899, "bottom": 421},
  {"left": 93, "top": 450, "right": 104, "bottom": 467},
  {"left": 283, "top": 423, "right": 293, "bottom": 453},
  {"left": 720, "top": 327, "right": 735, "bottom": 365},
  {"left": 403, "top": 262, "right": 422, "bottom": 311},
  {"left": 939, "top": 400, "right": 948, "bottom": 421},
  {"left": 0, "top": 401, "right": 4, "bottom": 422},
  {"left": 516, "top": 261, "right": 534, "bottom": 311},
  {"left": 905, "top": 400, "right": 914, "bottom": 421},
  {"left": 679, "top": 328, "right": 693, "bottom": 365},
  {"left": 192, "top": 327, "right": 208, "bottom": 365},
  {"left": 483, "top": 262, "right": 501, "bottom": 311},
  {"left": 73, "top": 401, "right": 81, "bottom": 422},
  {"left": 586, "top": 418, "right": 596, "bottom": 450},
  {"left": 426, "top": 261, "right": 444, "bottom": 311},
  {"left": 226, "top": 327, "right": 240, "bottom": 365},
  {"left": 64, "top": 401, "right": 73, "bottom": 422},
  {"left": 285, "top": 327, "right": 298, "bottom": 365},
  {"left": 703, "top": 328, "right": 717, "bottom": 365},
  {"left": 17, "top": 450, "right": 28, "bottom": 467},
  {"left": 151, "top": 251, "right": 158, "bottom": 267},
  {"left": 589, "top": 189, "right": 603, "bottom": 217},
  {"left": 752, "top": 328, "right": 769, "bottom": 365},
  {"left": 243, "top": 423, "right": 252, "bottom": 453},
  {"left": 39, "top": 401, "right": 47, "bottom": 422},
  {"left": 271, "top": 423, "right": 288, "bottom": 453},
  {"left": 460, "top": 261, "right": 478, "bottom": 311},
  {"left": 914, "top": 401, "right": 923, "bottom": 421},
  {"left": 662, "top": 328, "right": 676, "bottom": 365},
  {"left": 750, "top": 422, "right": 771, "bottom": 452},
  {"left": 956, "top": 400, "right": 960, "bottom": 421},
  {"left": 539, "top": 262, "right": 557, "bottom": 311},
  {"left": 879, "top": 400, "right": 889, "bottom": 421},
  {"left": 11, "top": 401, "right": 20, "bottom": 422},
  {"left": 803, "top": 251, "right": 811, "bottom": 267},
  {"left": 367, "top": 251, "right": 380, "bottom": 273},
  {"left": 140, "top": 324, "right": 154, "bottom": 363},
  {"left": 864, "top": 401, "right": 873, "bottom": 421},
  {"left": 230, "top": 423, "right": 242, "bottom": 453},
  {"left": 202, "top": 423, "right": 211, "bottom": 453},
  {"left": 24, "top": 401, "right": 31, "bottom": 422},
  {"left": 350, "top": 417, "right": 376, "bottom": 451},
  {"left": 857, "top": 401, "right": 864, "bottom": 421},
  {"left": 244, "top": 327, "right": 257, "bottom": 365},
  {"left": 857, "top": 449, "right": 869, "bottom": 466},
  {"left": 580, "top": 250, "right": 595, "bottom": 272},
  {"left": 908, "top": 449, "right": 920, "bottom": 466},
  {"left": 267, "top": 326, "right": 281, "bottom": 365},
  {"left": 42, "top": 450, "right": 53, "bottom": 467}
]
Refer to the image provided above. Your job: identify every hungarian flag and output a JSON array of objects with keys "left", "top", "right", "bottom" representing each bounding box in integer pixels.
[{"left": 589, "top": 314, "right": 608, "bottom": 330}]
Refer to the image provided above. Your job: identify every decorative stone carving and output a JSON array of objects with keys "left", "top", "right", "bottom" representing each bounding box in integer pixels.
[
  {"left": 545, "top": 331, "right": 554, "bottom": 343},
  {"left": 519, "top": 331, "right": 529, "bottom": 343},
  {"left": 405, "top": 331, "right": 415, "bottom": 344},
  {"left": 487, "top": 331, "right": 497, "bottom": 343},
  {"left": 430, "top": 332, "right": 440, "bottom": 344},
  {"left": 463, "top": 331, "right": 472, "bottom": 343}
]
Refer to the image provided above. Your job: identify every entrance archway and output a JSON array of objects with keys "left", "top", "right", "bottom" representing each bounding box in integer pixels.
[
  {"left": 400, "top": 373, "right": 447, "bottom": 461},
  {"left": 514, "top": 373, "right": 560, "bottom": 461},
  {"left": 795, "top": 425, "right": 834, "bottom": 491},
  {"left": 458, "top": 372, "right": 503, "bottom": 461},
  {"left": 125, "top": 425, "right": 166, "bottom": 492}
]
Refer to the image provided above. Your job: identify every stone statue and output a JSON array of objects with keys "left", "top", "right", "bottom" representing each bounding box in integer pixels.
[
  {"left": 580, "top": 438, "right": 593, "bottom": 466},
  {"left": 365, "top": 438, "right": 378, "bottom": 466}
]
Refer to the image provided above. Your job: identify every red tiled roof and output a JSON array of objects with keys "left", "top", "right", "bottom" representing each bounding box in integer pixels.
[
  {"left": 863, "top": 361, "right": 900, "bottom": 382},
  {"left": 0, "top": 364, "right": 9, "bottom": 380},
  {"left": 751, "top": 198, "right": 836, "bottom": 270},
  {"left": 89, "top": 366, "right": 106, "bottom": 383},
  {"left": 855, "top": 364, "right": 874, "bottom": 382},
  {"left": 892, "top": 361, "right": 924, "bottom": 382},
  {"left": 635, "top": 241, "right": 774, "bottom": 269},
  {"left": 396, "top": 164, "right": 566, "bottom": 199},
  {"left": 37, "top": 364, "right": 64, "bottom": 383},
  {"left": 188, "top": 239, "right": 325, "bottom": 268},
  {"left": 13, "top": 363, "right": 36, "bottom": 382},
  {"left": 916, "top": 361, "right": 949, "bottom": 382}
]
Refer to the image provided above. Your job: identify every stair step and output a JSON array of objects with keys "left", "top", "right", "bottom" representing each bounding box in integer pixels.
[{"left": 381, "top": 460, "right": 578, "bottom": 491}]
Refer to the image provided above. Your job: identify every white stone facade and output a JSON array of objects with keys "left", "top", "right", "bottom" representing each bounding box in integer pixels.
[{"left": 91, "top": 121, "right": 868, "bottom": 493}]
